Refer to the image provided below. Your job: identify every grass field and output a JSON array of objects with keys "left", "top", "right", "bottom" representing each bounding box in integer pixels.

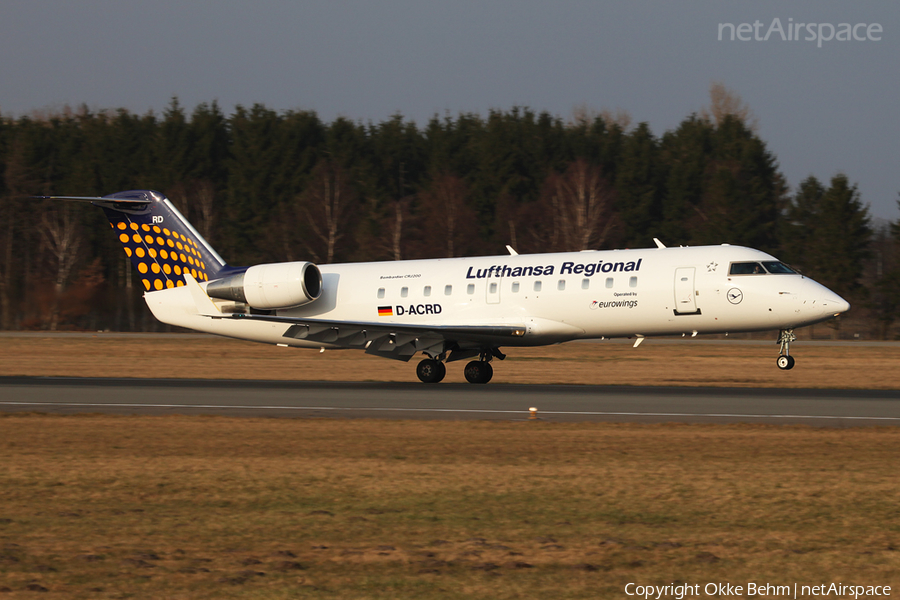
[
  {"left": 1, "top": 333, "right": 900, "bottom": 388},
  {"left": 1, "top": 416, "right": 899, "bottom": 599},
  {"left": 1, "top": 335, "right": 899, "bottom": 598}
]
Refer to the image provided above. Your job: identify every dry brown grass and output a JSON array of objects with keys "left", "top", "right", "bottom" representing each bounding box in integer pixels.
[
  {"left": 1, "top": 334, "right": 900, "bottom": 388},
  {"left": 1, "top": 336, "right": 899, "bottom": 597},
  {"left": 1, "top": 416, "right": 899, "bottom": 599}
]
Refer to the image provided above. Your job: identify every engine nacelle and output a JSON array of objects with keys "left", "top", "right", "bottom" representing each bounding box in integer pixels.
[{"left": 206, "top": 262, "right": 322, "bottom": 310}]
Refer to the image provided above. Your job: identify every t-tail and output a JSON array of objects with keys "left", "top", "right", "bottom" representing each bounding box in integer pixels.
[{"left": 40, "top": 190, "right": 233, "bottom": 292}]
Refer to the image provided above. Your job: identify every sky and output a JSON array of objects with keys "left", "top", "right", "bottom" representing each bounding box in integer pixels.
[{"left": 2, "top": 1, "right": 898, "bottom": 222}]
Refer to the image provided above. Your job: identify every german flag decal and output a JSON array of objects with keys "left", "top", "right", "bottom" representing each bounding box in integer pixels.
[{"left": 377, "top": 306, "right": 393, "bottom": 317}]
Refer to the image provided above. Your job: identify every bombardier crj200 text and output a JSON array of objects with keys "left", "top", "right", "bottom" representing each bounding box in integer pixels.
[{"left": 43, "top": 190, "right": 850, "bottom": 384}]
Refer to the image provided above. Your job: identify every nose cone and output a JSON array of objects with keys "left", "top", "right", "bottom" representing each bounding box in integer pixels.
[
  {"left": 824, "top": 295, "right": 851, "bottom": 316},
  {"left": 799, "top": 279, "right": 851, "bottom": 324}
]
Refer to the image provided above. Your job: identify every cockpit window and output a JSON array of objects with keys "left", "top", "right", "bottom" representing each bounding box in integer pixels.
[
  {"left": 729, "top": 261, "right": 798, "bottom": 275},
  {"left": 729, "top": 262, "right": 766, "bottom": 275},
  {"left": 761, "top": 261, "right": 796, "bottom": 274}
]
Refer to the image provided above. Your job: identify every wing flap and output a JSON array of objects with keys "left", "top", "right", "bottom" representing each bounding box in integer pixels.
[
  {"left": 215, "top": 312, "right": 527, "bottom": 339},
  {"left": 212, "top": 312, "right": 526, "bottom": 361}
]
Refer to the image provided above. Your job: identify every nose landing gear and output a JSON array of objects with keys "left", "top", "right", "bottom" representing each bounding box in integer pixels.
[{"left": 776, "top": 329, "right": 796, "bottom": 370}]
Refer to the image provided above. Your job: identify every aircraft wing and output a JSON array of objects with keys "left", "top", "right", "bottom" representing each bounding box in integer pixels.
[{"left": 209, "top": 312, "right": 527, "bottom": 361}]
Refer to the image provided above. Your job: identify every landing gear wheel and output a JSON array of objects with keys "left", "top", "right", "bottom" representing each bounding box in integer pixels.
[
  {"left": 464, "top": 360, "right": 493, "bottom": 384},
  {"left": 776, "top": 329, "right": 797, "bottom": 371},
  {"left": 777, "top": 355, "right": 795, "bottom": 370},
  {"left": 416, "top": 359, "right": 446, "bottom": 383}
]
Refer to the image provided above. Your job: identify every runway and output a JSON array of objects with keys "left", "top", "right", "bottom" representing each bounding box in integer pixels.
[{"left": 1, "top": 376, "right": 898, "bottom": 425}]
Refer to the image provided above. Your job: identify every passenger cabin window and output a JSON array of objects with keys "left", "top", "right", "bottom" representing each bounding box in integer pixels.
[
  {"left": 444, "top": 285, "right": 452, "bottom": 296},
  {"left": 512, "top": 282, "right": 520, "bottom": 293},
  {"left": 581, "top": 278, "right": 590, "bottom": 290},
  {"left": 467, "top": 284, "right": 475, "bottom": 295},
  {"left": 401, "top": 286, "right": 409, "bottom": 298},
  {"left": 424, "top": 285, "right": 432, "bottom": 297},
  {"left": 534, "top": 281, "right": 542, "bottom": 292},
  {"left": 557, "top": 279, "right": 566, "bottom": 291},
  {"left": 377, "top": 287, "right": 385, "bottom": 299},
  {"left": 489, "top": 282, "right": 498, "bottom": 294},
  {"left": 605, "top": 278, "right": 614, "bottom": 289},
  {"left": 629, "top": 276, "right": 638, "bottom": 288}
]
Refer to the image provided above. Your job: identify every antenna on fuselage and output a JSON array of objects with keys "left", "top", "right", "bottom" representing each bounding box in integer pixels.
[{"left": 653, "top": 238, "right": 666, "bottom": 249}]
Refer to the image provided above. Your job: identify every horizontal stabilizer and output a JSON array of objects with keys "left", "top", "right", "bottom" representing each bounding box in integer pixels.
[{"left": 34, "top": 195, "right": 151, "bottom": 204}]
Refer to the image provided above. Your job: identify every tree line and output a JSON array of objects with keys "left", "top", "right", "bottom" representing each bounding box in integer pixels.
[{"left": 1, "top": 91, "right": 898, "bottom": 336}]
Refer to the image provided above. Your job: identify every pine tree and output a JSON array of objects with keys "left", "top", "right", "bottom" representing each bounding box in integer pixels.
[
  {"left": 615, "top": 123, "right": 662, "bottom": 247},
  {"left": 871, "top": 196, "right": 900, "bottom": 338},
  {"left": 782, "top": 174, "right": 872, "bottom": 298}
]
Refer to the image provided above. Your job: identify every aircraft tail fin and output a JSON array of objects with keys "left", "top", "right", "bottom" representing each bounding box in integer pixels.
[{"left": 39, "top": 190, "right": 232, "bottom": 292}]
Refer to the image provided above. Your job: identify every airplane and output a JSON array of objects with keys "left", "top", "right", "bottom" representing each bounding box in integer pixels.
[{"left": 41, "top": 190, "right": 850, "bottom": 384}]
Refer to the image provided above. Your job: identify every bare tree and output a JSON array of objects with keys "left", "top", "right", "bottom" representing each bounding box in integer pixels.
[
  {"left": 168, "top": 179, "right": 218, "bottom": 243},
  {"left": 38, "top": 205, "right": 84, "bottom": 330},
  {"left": 192, "top": 180, "right": 218, "bottom": 243},
  {"left": 495, "top": 192, "right": 520, "bottom": 252},
  {"left": 418, "top": 172, "right": 476, "bottom": 258},
  {"left": 284, "top": 161, "right": 358, "bottom": 264},
  {"left": 532, "top": 159, "right": 618, "bottom": 252},
  {"left": 346, "top": 194, "right": 416, "bottom": 262},
  {"left": 391, "top": 200, "right": 404, "bottom": 260},
  {"left": 570, "top": 103, "right": 599, "bottom": 127},
  {"left": 700, "top": 81, "right": 758, "bottom": 130},
  {"left": 599, "top": 108, "right": 633, "bottom": 131},
  {"left": 2, "top": 140, "right": 41, "bottom": 329},
  {"left": 0, "top": 204, "right": 13, "bottom": 329},
  {"left": 570, "top": 104, "right": 632, "bottom": 131},
  {"left": 383, "top": 195, "right": 418, "bottom": 261}
]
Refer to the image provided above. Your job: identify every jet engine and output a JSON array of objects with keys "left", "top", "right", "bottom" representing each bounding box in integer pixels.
[{"left": 206, "top": 262, "right": 322, "bottom": 309}]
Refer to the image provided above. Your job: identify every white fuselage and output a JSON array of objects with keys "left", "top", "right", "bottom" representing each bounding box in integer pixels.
[{"left": 144, "top": 244, "right": 849, "bottom": 351}]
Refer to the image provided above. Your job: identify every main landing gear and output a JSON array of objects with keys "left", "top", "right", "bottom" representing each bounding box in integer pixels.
[
  {"left": 416, "top": 358, "right": 446, "bottom": 383},
  {"left": 416, "top": 348, "right": 505, "bottom": 384},
  {"left": 464, "top": 360, "right": 493, "bottom": 384},
  {"left": 776, "top": 329, "right": 796, "bottom": 370},
  {"left": 463, "top": 348, "right": 506, "bottom": 384}
]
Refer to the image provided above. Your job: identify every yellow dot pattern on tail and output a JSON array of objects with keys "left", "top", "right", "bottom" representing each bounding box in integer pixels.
[
  {"left": 95, "top": 190, "right": 227, "bottom": 291},
  {"left": 110, "top": 218, "right": 210, "bottom": 291}
]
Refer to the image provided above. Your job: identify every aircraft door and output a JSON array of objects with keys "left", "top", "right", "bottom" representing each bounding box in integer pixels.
[
  {"left": 486, "top": 275, "right": 501, "bottom": 304},
  {"left": 674, "top": 267, "right": 699, "bottom": 314}
]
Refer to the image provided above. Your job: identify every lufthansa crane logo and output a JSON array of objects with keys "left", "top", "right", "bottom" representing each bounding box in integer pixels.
[{"left": 727, "top": 288, "right": 744, "bottom": 305}]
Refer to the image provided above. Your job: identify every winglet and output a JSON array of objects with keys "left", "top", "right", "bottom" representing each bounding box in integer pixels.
[
  {"left": 506, "top": 245, "right": 518, "bottom": 256},
  {"left": 653, "top": 238, "right": 666, "bottom": 249}
]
